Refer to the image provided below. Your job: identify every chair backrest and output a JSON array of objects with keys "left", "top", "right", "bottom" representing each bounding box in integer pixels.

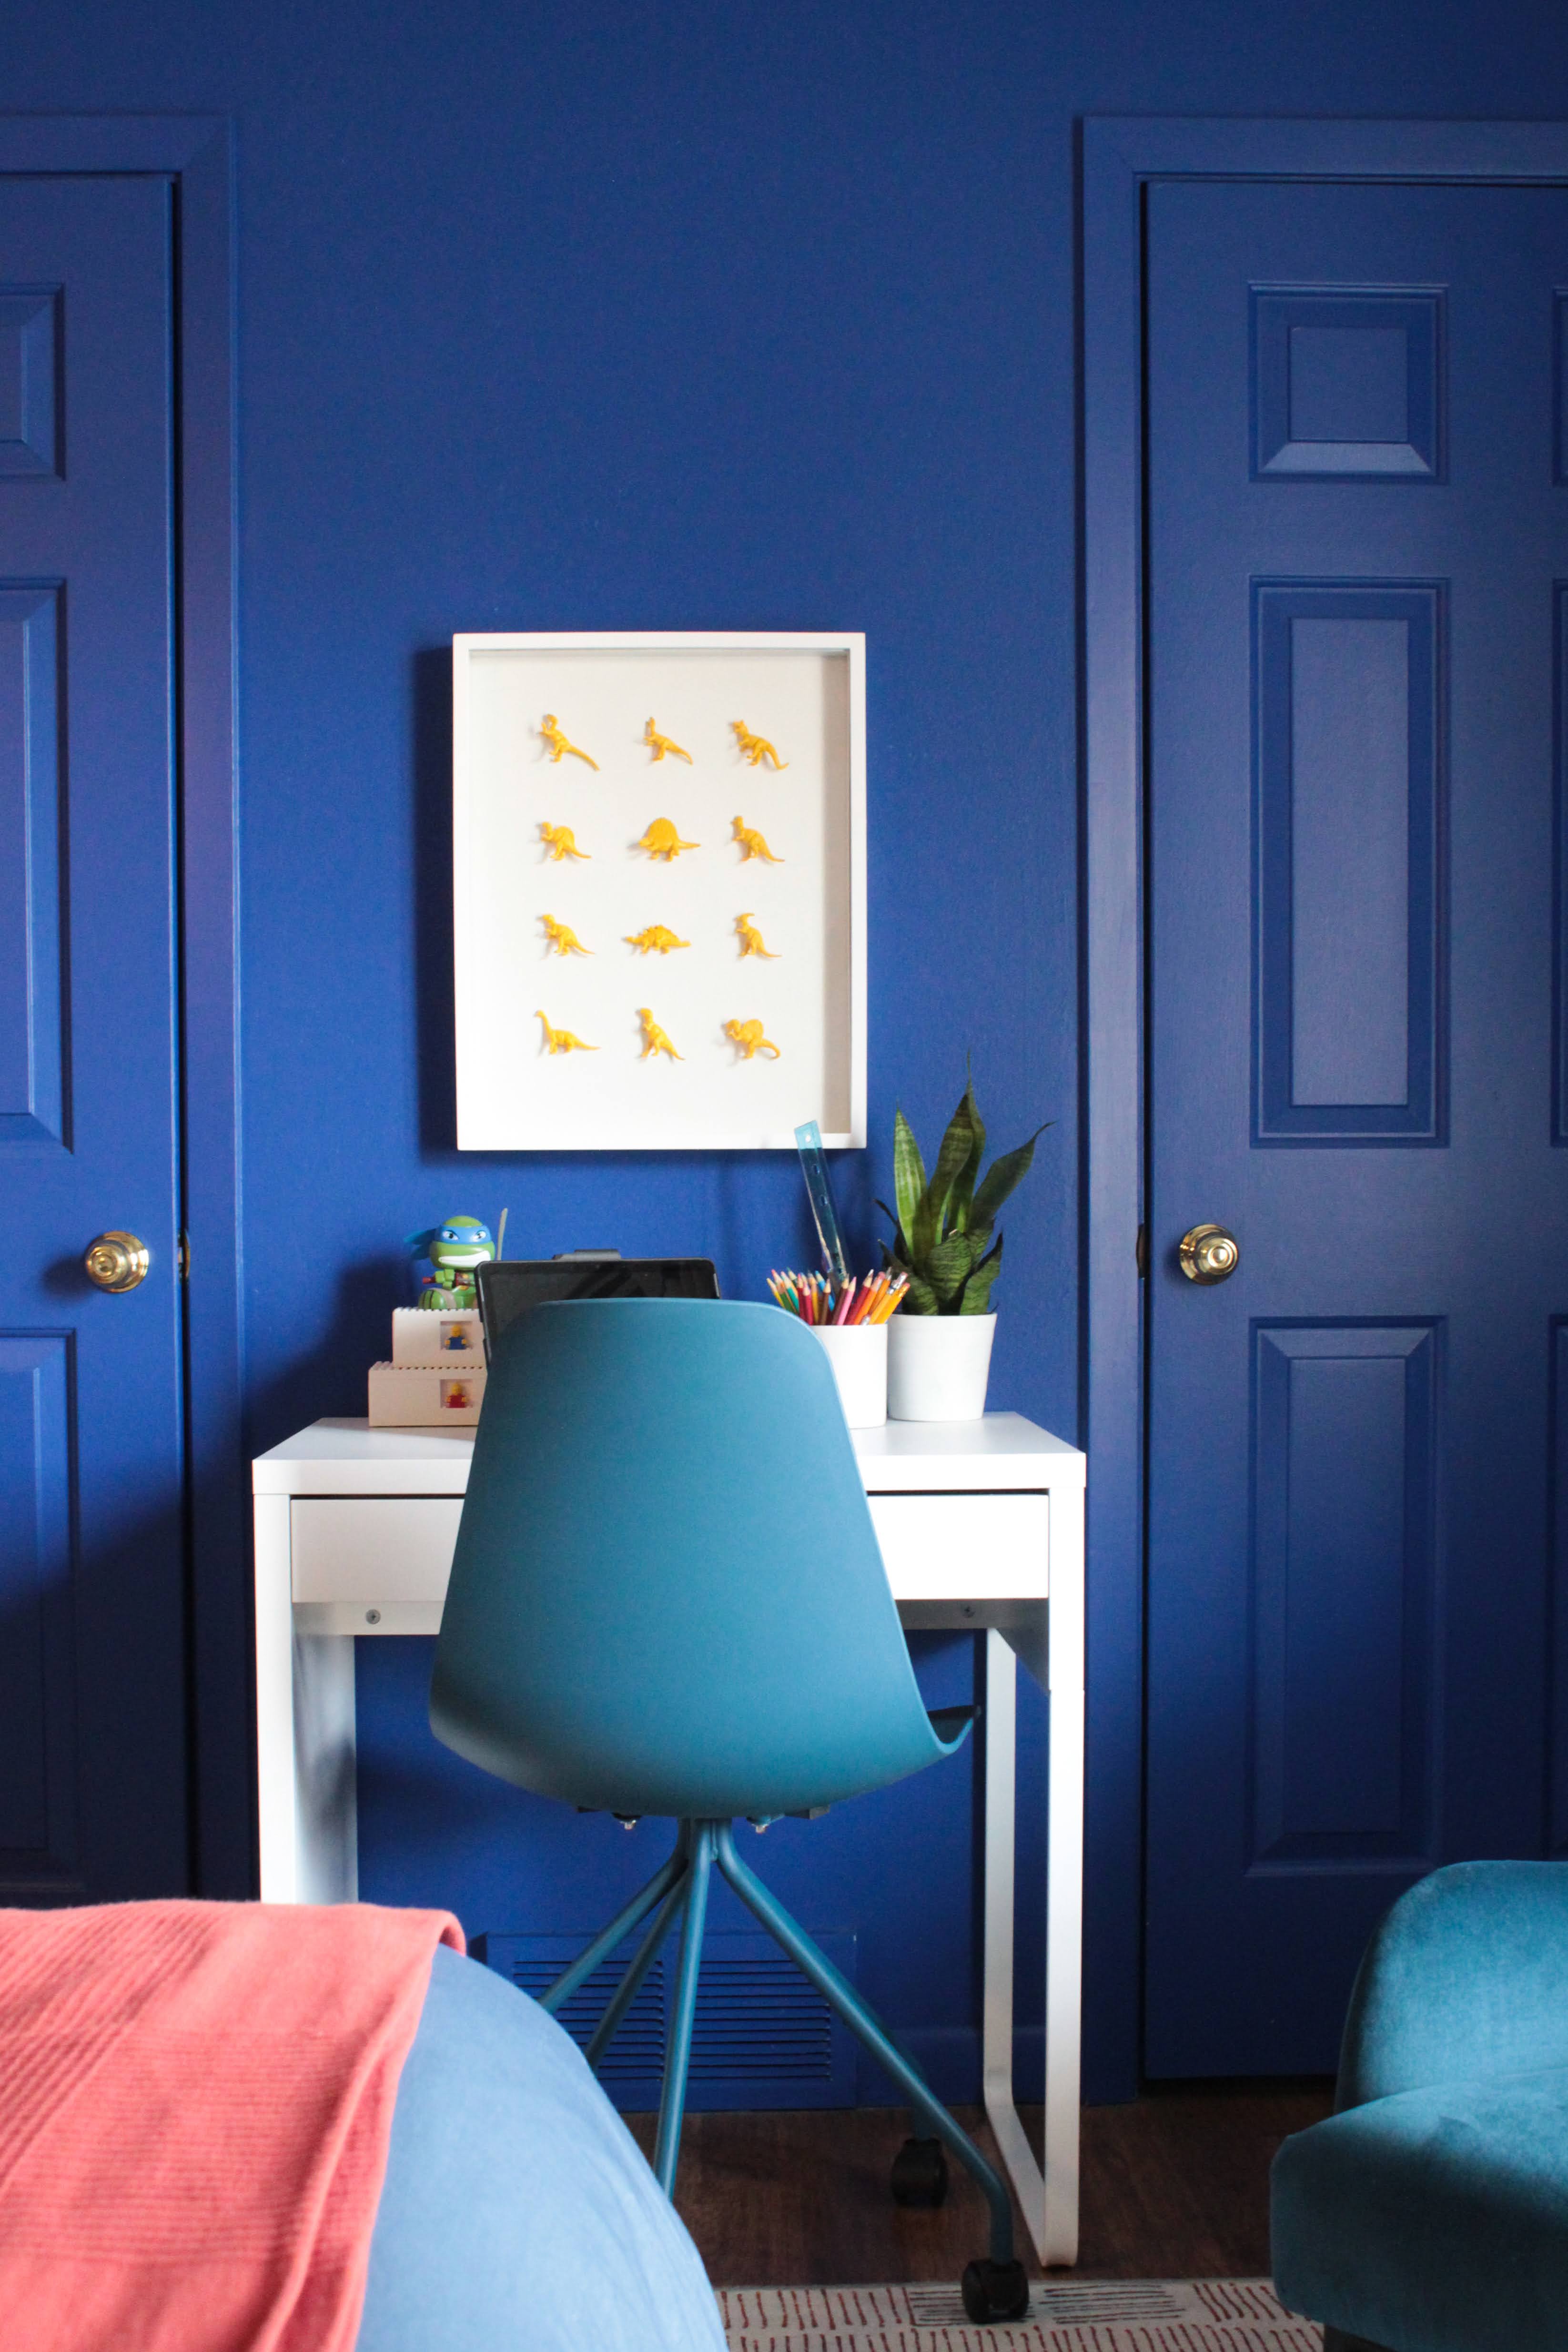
[{"left": 429, "top": 1298, "right": 945, "bottom": 1819}]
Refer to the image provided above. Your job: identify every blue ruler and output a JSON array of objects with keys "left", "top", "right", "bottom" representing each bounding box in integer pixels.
[{"left": 794, "top": 1121, "right": 850, "bottom": 1283}]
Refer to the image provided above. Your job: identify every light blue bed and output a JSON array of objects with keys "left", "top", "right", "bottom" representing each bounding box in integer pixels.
[{"left": 358, "top": 1944, "right": 726, "bottom": 2352}]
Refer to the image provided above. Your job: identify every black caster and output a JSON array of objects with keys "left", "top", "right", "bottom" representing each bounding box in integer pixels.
[
  {"left": 961, "top": 2258, "right": 1030, "bottom": 2324},
  {"left": 890, "top": 2134, "right": 949, "bottom": 2207}
]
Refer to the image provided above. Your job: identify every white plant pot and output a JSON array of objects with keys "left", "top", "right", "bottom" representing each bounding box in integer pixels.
[
  {"left": 886, "top": 1312, "right": 997, "bottom": 1422},
  {"left": 810, "top": 1321, "right": 888, "bottom": 1428}
]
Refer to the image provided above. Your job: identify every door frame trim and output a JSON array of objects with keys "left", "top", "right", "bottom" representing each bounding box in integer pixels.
[
  {"left": 1082, "top": 116, "right": 1568, "bottom": 2096},
  {"left": 0, "top": 117, "right": 244, "bottom": 1895}
]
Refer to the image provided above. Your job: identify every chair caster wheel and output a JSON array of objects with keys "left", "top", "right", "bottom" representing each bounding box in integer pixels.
[
  {"left": 961, "top": 2258, "right": 1030, "bottom": 2324},
  {"left": 891, "top": 2135, "right": 949, "bottom": 2206}
]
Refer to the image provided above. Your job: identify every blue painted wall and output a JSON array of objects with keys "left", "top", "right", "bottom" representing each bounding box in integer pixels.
[{"left": 9, "top": 0, "right": 1568, "bottom": 2099}]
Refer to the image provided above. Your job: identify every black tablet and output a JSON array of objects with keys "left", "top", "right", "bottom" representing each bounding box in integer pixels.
[{"left": 475, "top": 1257, "right": 720, "bottom": 1354}]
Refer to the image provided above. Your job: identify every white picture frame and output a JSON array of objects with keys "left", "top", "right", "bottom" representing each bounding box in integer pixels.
[{"left": 452, "top": 631, "right": 867, "bottom": 1151}]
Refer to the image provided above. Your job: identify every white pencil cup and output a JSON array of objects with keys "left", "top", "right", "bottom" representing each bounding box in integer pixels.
[{"left": 810, "top": 1321, "right": 888, "bottom": 1429}]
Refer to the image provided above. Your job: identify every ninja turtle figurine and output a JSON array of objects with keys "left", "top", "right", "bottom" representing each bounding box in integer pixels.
[{"left": 406, "top": 1216, "right": 495, "bottom": 1309}]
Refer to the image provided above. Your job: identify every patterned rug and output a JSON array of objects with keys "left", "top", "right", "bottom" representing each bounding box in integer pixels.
[{"left": 716, "top": 2277, "right": 1321, "bottom": 2352}]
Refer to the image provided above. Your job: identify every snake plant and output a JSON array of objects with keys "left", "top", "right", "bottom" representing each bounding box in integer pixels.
[{"left": 879, "top": 1078, "right": 1050, "bottom": 1317}]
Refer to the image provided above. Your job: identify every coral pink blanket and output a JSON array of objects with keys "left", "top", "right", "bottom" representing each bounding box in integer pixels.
[{"left": 0, "top": 1900, "right": 464, "bottom": 2352}]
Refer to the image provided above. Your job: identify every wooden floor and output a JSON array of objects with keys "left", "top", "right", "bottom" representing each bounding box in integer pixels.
[{"left": 627, "top": 2083, "right": 1334, "bottom": 2285}]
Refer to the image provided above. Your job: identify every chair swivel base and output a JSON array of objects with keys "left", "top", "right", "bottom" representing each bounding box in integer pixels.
[{"left": 538, "top": 1818, "right": 1032, "bottom": 2327}]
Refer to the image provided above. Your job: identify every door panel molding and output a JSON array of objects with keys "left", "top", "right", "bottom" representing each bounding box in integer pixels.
[
  {"left": 1253, "top": 580, "right": 1444, "bottom": 1144},
  {"left": 0, "top": 119, "right": 243, "bottom": 1896},
  {"left": 1249, "top": 1321, "right": 1440, "bottom": 1871},
  {"left": 0, "top": 583, "right": 66, "bottom": 1145},
  {"left": 1082, "top": 115, "right": 1568, "bottom": 2098}
]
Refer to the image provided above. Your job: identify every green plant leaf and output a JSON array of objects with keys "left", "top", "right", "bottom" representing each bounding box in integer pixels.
[
  {"left": 925, "top": 1084, "right": 984, "bottom": 1241},
  {"left": 900, "top": 1269, "right": 941, "bottom": 1316},
  {"left": 960, "top": 1229, "right": 1003, "bottom": 1314},
  {"left": 921, "top": 1226, "right": 988, "bottom": 1310},
  {"left": 892, "top": 1109, "right": 927, "bottom": 1256},
  {"left": 949, "top": 1075, "right": 987, "bottom": 1230},
  {"left": 971, "top": 1122, "right": 1053, "bottom": 1229}
]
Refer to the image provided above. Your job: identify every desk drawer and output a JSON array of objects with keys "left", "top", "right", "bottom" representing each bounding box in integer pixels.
[
  {"left": 292, "top": 1497, "right": 461, "bottom": 1632},
  {"left": 289, "top": 1489, "right": 1048, "bottom": 1630},
  {"left": 867, "top": 1491, "right": 1047, "bottom": 1601}
]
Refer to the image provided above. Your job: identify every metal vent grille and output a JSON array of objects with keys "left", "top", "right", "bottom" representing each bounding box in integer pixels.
[{"left": 479, "top": 1927, "right": 857, "bottom": 2110}]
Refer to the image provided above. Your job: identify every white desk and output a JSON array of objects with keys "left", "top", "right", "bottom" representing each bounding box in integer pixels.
[{"left": 253, "top": 1411, "right": 1084, "bottom": 2266}]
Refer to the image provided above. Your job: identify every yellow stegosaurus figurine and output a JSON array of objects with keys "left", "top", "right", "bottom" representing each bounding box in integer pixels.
[
  {"left": 637, "top": 1008, "right": 682, "bottom": 1061},
  {"left": 732, "top": 816, "right": 783, "bottom": 863},
  {"left": 724, "top": 1018, "right": 781, "bottom": 1060},
  {"left": 540, "top": 913, "right": 591, "bottom": 957},
  {"left": 635, "top": 818, "right": 700, "bottom": 862},
  {"left": 537, "top": 1011, "right": 597, "bottom": 1053},
  {"left": 625, "top": 924, "right": 690, "bottom": 955},
  {"left": 539, "top": 821, "right": 590, "bottom": 862}
]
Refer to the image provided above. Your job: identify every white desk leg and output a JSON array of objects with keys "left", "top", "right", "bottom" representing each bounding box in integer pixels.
[
  {"left": 1044, "top": 1480, "right": 1085, "bottom": 2268},
  {"left": 253, "top": 1495, "right": 358, "bottom": 1905},
  {"left": 982, "top": 1627, "right": 1047, "bottom": 2258}
]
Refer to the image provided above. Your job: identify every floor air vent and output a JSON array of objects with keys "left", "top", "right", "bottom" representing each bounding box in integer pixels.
[{"left": 478, "top": 1927, "right": 859, "bottom": 2110}]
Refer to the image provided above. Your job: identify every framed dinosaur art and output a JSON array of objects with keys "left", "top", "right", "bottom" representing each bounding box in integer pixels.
[{"left": 452, "top": 631, "right": 867, "bottom": 1151}]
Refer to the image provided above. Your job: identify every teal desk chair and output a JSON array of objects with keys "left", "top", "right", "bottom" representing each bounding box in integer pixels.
[{"left": 430, "top": 1298, "right": 1029, "bottom": 2324}]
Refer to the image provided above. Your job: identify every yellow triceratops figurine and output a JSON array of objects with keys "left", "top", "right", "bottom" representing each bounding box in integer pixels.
[
  {"left": 635, "top": 817, "right": 700, "bottom": 862},
  {"left": 625, "top": 924, "right": 690, "bottom": 955},
  {"left": 643, "top": 717, "right": 693, "bottom": 764},
  {"left": 537, "top": 1011, "right": 597, "bottom": 1053},
  {"left": 539, "top": 821, "right": 590, "bottom": 862},
  {"left": 724, "top": 1017, "right": 781, "bottom": 1060},
  {"left": 735, "top": 912, "right": 778, "bottom": 958},
  {"left": 541, "top": 913, "right": 592, "bottom": 957},
  {"left": 731, "top": 720, "right": 788, "bottom": 770},
  {"left": 732, "top": 816, "right": 783, "bottom": 863},
  {"left": 539, "top": 714, "right": 598, "bottom": 770},
  {"left": 637, "top": 1008, "right": 683, "bottom": 1061}
]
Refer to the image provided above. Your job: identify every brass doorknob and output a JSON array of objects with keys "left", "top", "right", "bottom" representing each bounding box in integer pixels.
[
  {"left": 84, "top": 1232, "right": 151, "bottom": 1292},
  {"left": 1177, "top": 1224, "right": 1239, "bottom": 1285}
]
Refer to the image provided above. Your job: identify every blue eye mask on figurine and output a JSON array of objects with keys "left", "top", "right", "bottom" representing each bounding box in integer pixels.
[{"left": 406, "top": 1216, "right": 496, "bottom": 1310}]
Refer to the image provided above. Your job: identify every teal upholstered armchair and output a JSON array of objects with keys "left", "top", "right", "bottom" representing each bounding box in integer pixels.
[{"left": 1272, "top": 1862, "right": 1568, "bottom": 2352}]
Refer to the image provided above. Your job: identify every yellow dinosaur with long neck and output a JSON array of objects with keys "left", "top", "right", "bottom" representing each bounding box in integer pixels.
[
  {"left": 536, "top": 1012, "right": 597, "bottom": 1053},
  {"left": 539, "top": 821, "right": 589, "bottom": 862},
  {"left": 735, "top": 912, "right": 778, "bottom": 958},
  {"left": 731, "top": 720, "right": 788, "bottom": 770},
  {"left": 540, "top": 914, "right": 591, "bottom": 957},
  {"left": 732, "top": 816, "right": 783, "bottom": 863},
  {"left": 539, "top": 714, "right": 598, "bottom": 770},
  {"left": 643, "top": 716, "right": 692, "bottom": 764},
  {"left": 637, "top": 1008, "right": 682, "bottom": 1061}
]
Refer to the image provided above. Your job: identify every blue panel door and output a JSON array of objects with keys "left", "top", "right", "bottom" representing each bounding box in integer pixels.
[
  {"left": 0, "top": 179, "right": 186, "bottom": 1900},
  {"left": 1145, "top": 182, "right": 1568, "bottom": 2071}
]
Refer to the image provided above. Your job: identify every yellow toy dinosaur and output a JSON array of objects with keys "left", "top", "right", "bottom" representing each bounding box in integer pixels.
[
  {"left": 536, "top": 1011, "right": 597, "bottom": 1053},
  {"left": 732, "top": 815, "right": 783, "bottom": 863},
  {"left": 637, "top": 1008, "right": 682, "bottom": 1061},
  {"left": 539, "top": 821, "right": 590, "bottom": 862},
  {"left": 735, "top": 912, "right": 778, "bottom": 958},
  {"left": 539, "top": 714, "right": 598, "bottom": 770},
  {"left": 643, "top": 716, "right": 692, "bottom": 764},
  {"left": 731, "top": 720, "right": 788, "bottom": 770},
  {"left": 635, "top": 817, "right": 700, "bottom": 862},
  {"left": 625, "top": 924, "right": 690, "bottom": 955},
  {"left": 724, "top": 1017, "right": 781, "bottom": 1060},
  {"left": 540, "top": 913, "right": 592, "bottom": 957}
]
